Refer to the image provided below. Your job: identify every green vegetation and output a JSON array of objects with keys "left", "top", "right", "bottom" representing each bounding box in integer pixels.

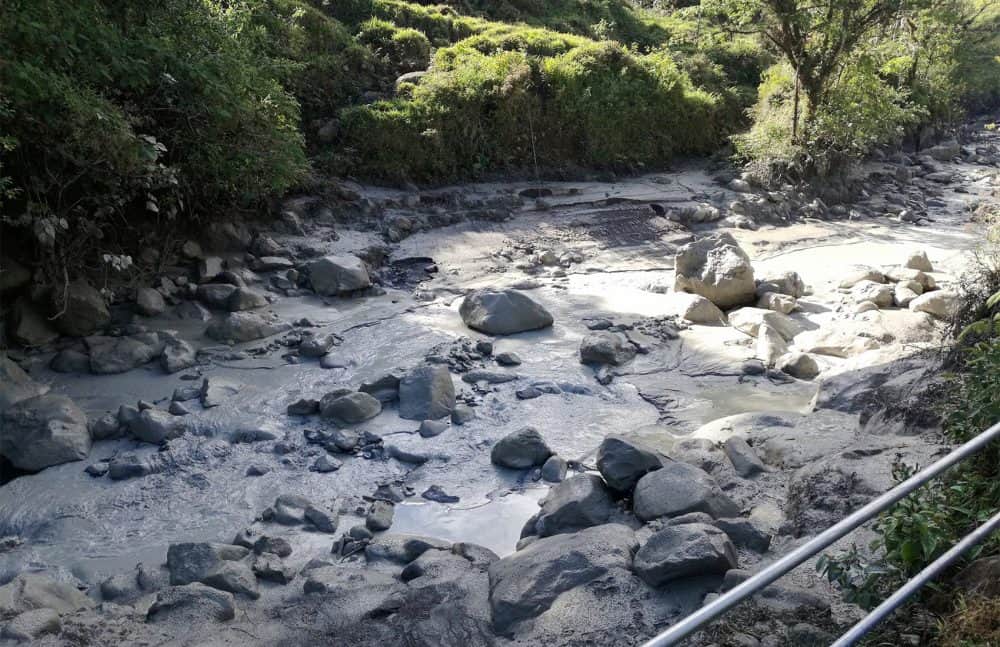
[{"left": 0, "top": 0, "right": 997, "bottom": 275}]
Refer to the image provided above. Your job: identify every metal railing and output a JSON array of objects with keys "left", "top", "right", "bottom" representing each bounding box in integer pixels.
[{"left": 641, "top": 420, "right": 1000, "bottom": 647}]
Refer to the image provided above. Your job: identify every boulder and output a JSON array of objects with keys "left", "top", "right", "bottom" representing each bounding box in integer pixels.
[
  {"left": 491, "top": 427, "right": 552, "bottom": 469},
  {"left": 299, "top": 333, "right": 339, "bottom": 358},
  {"left": 0, "top": 394, "right": 90, "bottom": 471},
  {"left": 0, "top": 354, "right": 49, "bottom": 413},
  {"left": 909, "top": 290, "right": 958, "bottom": 319},
  {"left": 776, "top": 352, "right": 820, "bottom": 380},
  {"left": 722, "top": 437, "right": 765, "bottom": 477},
  {"left": 488, "top": 524, "right": 637, "bottom": 633},
  {"left": 459, "top": 289, "right": 554, "bottom": 335},
  {"left": 86, "top": 333, "right": 163, "bottom": 374},
  {"left": 147, "top": 583, "right": 235, "bottom": 623},
  {"left": 398, "top": 365, "right": 455, "bottom": 420},
  {"left": 49, "top": 349, "right": 91, "bottom": 374},
  {"left": 307, "top": 254, "right": 371, "bottom": 296},
  {"left": 713, "top": 517, "right": 771, "bottom": 552},
  {"left": 674, "top": 233, "right": 756, "bottom": 309},
  {"left": 633, "top": 523, "right": 737, "bottom": 587},
  {"left": 727, "top": 307, "right": 802, "bottom": 340},
  {"left": 0, "top": 572, "right": 93, "bottom": 617},
  {"left": 904, "top": 250, "right": 933, "bottom": 272},
  {"left": 0, "top": 258, "right": 31, "bottom": 294},
  {"left": 227, "top": 287, "right": 268, "bottom": 312},
  {"left": 756, "top": 323, "right": 788, "bottom": 365},
  {"left": 596, "top": 435, "right": 665, "bottom": 494},
  {"left": 633, "top": 461, "right": 739, "bottom": 521},
  {"left": 579, "top": 332, "right": 636, "bottom": 366},
  {"left": 364, "top": 534, "right": 450, "bottom": 565},
  {"left": 321, "top": 391, "right": 382, "bottom": 424},
  {"left": 201, "top": 561, "right": 259, "bottom": 599},
  {"left": 130, "top": 408, "right": 188, "bottom": 444},
  {"left": 757, "top": 292, "right": 796, "bottom": 314},
  {"left": 366, "top": 500, "right": 395, "bottom": 532},
  {"left": 253, "top": 553, "right": 295, "bottom": 584},
  {"left": 2, "top": 608, "right": 61, "bottom": 642},
  {"left": 925, "top": 140, "right": 961, "bottom": 161},
  {"left": 197, "top": 283, "right": 239, "bottom": 310},
  {"left": 167, "top": 542, "right": 250, "bottom": 586},
  {"left": 197, "top": 256, "right": 224, "bottom": 282},
  {"left": 669, "top": 292, "right": 726, "bottom": 324},
  {"left": 838, "top": 268, "right": 885, "bottom": 289},
  {"left": 53, "top": 279, "right": 110, "bottom": 336},
  {"left": 360, "top": 373, "right": 403, "bottom": 403},
  {"left": 893, "top": 283, "right": 921, "bottom": 308},
  {"left": 160, "top": 337, "right": 197, "bottom": 374},
  {"left": 136, "top": 287, "right": 167, "bottom": 316},
  {"left": 8, "top": 299, "right": 59, "bottom": 347},
  {"left": 540, "top": 455, "right": 567, "bottom": 482},
  {"left": 851, "top": 280, "right": 893, "bottom": 307},
  {"left": 532, "top": 474, "right": 615, "bottom": 537},
  {"left": 755, "top": 271, "right": 806, "bottom": 298},
  {"left": 269, "top": 494, "right": 313, "bottom": 525},
  {"left": 205, "top": 312, "right": 290, "bottom": 342},
  {"left": 496, "top": 351, "right": 522, "bottom": 366}
]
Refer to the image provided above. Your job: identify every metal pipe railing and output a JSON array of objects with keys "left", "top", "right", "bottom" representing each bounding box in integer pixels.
[
  {"left": 831, "top": 508, "right": 1000, "bottom": 646},
  {"left": 641, "top": 420, "right": 1000, "bottom": 647}
]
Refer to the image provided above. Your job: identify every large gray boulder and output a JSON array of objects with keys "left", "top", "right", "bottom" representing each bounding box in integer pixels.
[
  {"left": 53, "top": 279, "right": 110, "bottom": 336},
  {"left": 320, "top": 391, "right": 382, "bottom": 424},
  {"left": 147, "top": 583, "right": 235, "bottom": 623},
  {"left": 674, "top": 233, "right": 756, "bottom": 309},
  {"left": 459, "top": 289, "right": 554, "bottom": 335},
  {"left": 0, "top": 354, "right": 49, "bottom": 414},
  {"left": 130, "top": 408, "right": 189, "bottom": 444},
  {"left": 308, "top": 254, "right": 371, "bottom": 296},
  {"left": 167, "top": 542, "right": 250, "bottom": 587},
  {"left": 86, "top": 333, "right": 163, "bottom": 374},
  {"left": 205, "top": 312, "right": 290, "bottom": 343},
  {"left": 0, "top": 394, "right": 90, "bottom": 471},
  {"left": 398, "top": 365, "right": 455, "bottom": 420},
  {"left": 488, "top": 524, "right": 637, "bottom": 633},
  {"left": 532, "top": 474, "right": 615, "bottom": 537},
  {"left": 579, "top": 332, "right": 636, "bottom": 366},
  {"left": 596, "top": 435, "right": 665, "bottom": 494},
  {"left": 0, "top": 572, "right": 94, "bottom": 617},
  {"left": 136, "top": 287, "right": 167, "bottom": 316},
  {"left": 9, "top": 299, "right": 59, "bottom": 347},
  {"left": 490, "top": 427, "right": 552, "bottom": 469},
  {"left": 633, "top": 461, "right": 739, "bottom": 521},
  {"left": 633, "top": 523, "right": 738, "bottom": 586},
  {"left": 161, "top": 337, "right": 197, "bottom": 374}
]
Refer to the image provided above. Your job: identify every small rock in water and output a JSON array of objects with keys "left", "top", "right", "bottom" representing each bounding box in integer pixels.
[
  {"left": 253, "top": 553, "right": 294, "bottom": 585},
  {"left": 495, "top": 351, "right": 522, "bottom": 366},
  {"left": 299, "top": 333, "right": 339, "bottom": 358},
  {"left": 311, "top": 455, "right": 342, "bottom": 473},
  {"left": 305, "top": 504, "right": 340, "bottom": 533},
  {"left": 491, "top": 427, "right": 552, "bottom": 469},
  {"left": 422, "top": 485, "right": 460, "bottom": 503},
  {"left": 451, "top": 404, "right": 475, "bottom": 425},
  {"left": 579, "top": 331, "right": 636, "bottom": 366},
  {"left": 366, "top": 501, "right": 394, "bottom": 532},
  {"left": 168, "top": 401, "right": 191, "bottom": 416},
  {"left": 516, "top": 386, "right": 542, "bottom": 400},
  {"left": 475, "top": 340, "right": 494, "bottom": 356},
  {"left": 85, "top": 462, "right": 109, "bottom": 478},
  {"left": 418, "top": 419, "right": 449, "bottom": 438},
  {"left": 320, "top": 391, "right": 382, "bottom": 424},
  {"left": 398, "top": 365, "right": 456, "bottom": 421},
  {"left": 245, "top": 464, "right": 270, "bottom": 477}
]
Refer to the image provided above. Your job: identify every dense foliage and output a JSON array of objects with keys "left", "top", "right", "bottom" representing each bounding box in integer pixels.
[{"left": 0, "top": 0, "right": 997, "bottom": 274}]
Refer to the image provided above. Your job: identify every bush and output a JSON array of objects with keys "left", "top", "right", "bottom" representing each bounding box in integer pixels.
[
  {"left": 357, "top": 18, "right": 433, "bottom": 74},
  {"left": 0, "top": 0, "right": 307, "bottom": 277},
  {"left": 332, "top": 40, "right": 723, "bottom": 181}
]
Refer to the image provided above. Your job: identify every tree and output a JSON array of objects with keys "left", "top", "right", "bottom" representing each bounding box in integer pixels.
[{"left": 710, "top": 0, "right": 910, "bottom": 140}]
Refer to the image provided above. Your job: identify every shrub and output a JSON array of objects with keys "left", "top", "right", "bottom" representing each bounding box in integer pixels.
[
  {"left": 332, "top": 40, "right": 723, "bottom": 181},
  {"left": 0, "top": 0, "right": 307, "bottom": 278},
  {"left": 357, "top": 18, "right": 433, "bottom": 74}
]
